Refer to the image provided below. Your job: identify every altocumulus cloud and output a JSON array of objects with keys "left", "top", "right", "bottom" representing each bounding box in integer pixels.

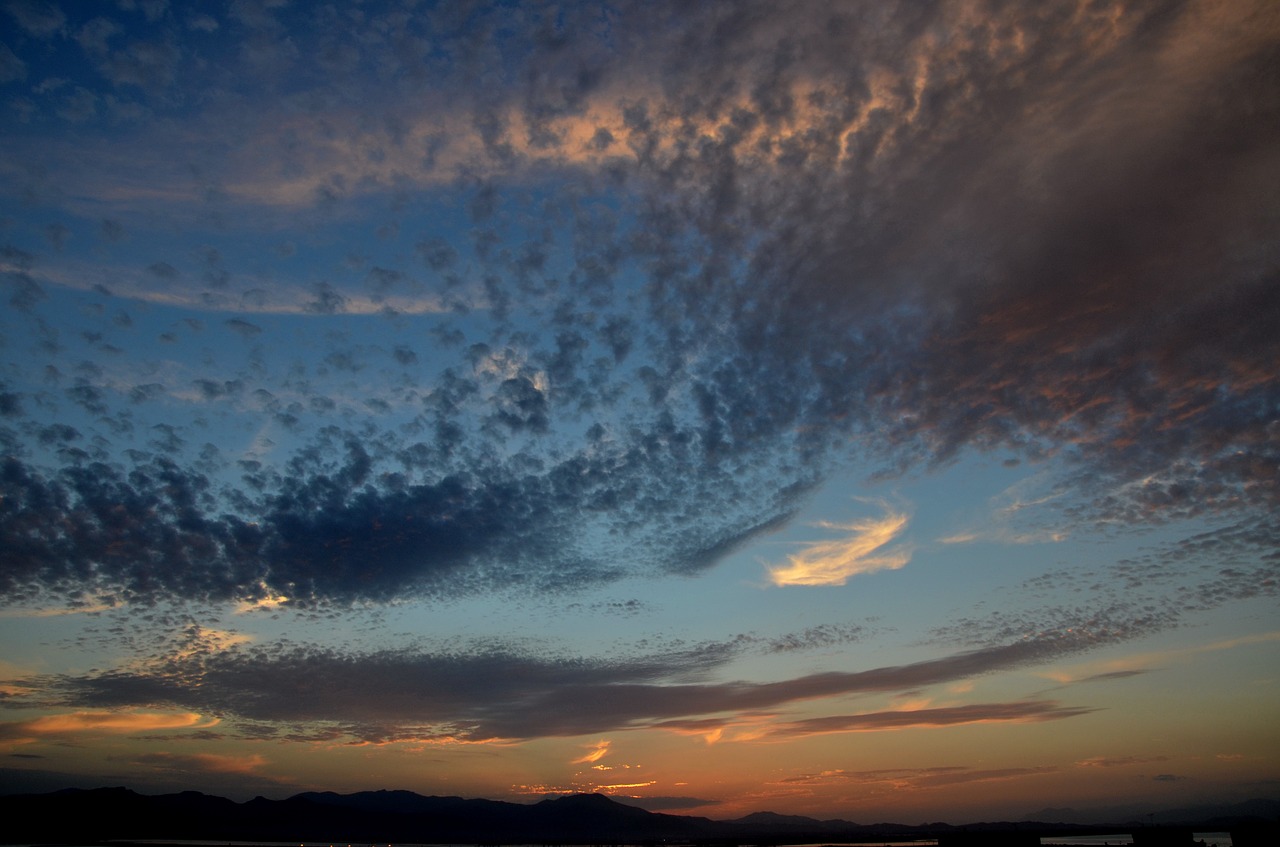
[{"left": 0, "top": 0, "right": 1276, "bottom": 614}]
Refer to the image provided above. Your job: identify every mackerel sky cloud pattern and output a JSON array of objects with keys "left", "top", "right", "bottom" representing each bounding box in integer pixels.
[{"left": 0, "top": 0, "right": 1277, "bottom": 821}]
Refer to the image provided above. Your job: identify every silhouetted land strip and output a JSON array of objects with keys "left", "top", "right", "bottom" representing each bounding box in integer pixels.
[{"left": 2, "top": 788, "right": 1276, "bottom": 847}]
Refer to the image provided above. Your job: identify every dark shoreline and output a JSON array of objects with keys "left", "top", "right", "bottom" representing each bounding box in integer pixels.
[{"left": 2, "top": 789, "right": 1273, "bottom": 847}]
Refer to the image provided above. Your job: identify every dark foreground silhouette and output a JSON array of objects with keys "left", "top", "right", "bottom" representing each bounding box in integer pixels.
[{"left": 1, "top": 787, "right": 1276, "bottom": 846}]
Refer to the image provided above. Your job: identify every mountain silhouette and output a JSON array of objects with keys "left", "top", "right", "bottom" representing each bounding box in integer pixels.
[{"left": 1, "top": 786, "right": 1276, "bottom": 844}]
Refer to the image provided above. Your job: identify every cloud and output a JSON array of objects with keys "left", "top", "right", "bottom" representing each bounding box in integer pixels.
[
  {"left": 930, "top": 601, "right": 1179, "bottom": 654},
  {"left": 0, "top": 711, "right": 215, "bottom": 740},
  {"left": 767, "top": 505, "right": 911, "bottom": 586},
  {"left": 14, "top": 261, "right": 449, "bottom": 316},
  {"left": 5, "top": 1, "right": 66, "bottom": 38},
  {"left": 1042, "top": 631, "right": 1280, "bottom": 684},
  {"left": 129, "top": 751, "right": 268, "bottom": 776},
  {"left": 763, "top": 701, "right": 1095, "bottom": 738},
  {"left": 1077, "top": 755, "right": 1168, "bottom": 769},
  {"left": 572, "top": 739, "right": 611, "bottom": 764},
  {"left": 0, "top": 0, "right": 1276, "bottom": 620},
  {"left": 765, "top": 624, "right": 865, "bottom": 653},
  {"left": 29, "top": 625, "right": 1133, "bottom": 744},
  {"left": 779, "top": 765, "right": 1059, "bottom": 791}
]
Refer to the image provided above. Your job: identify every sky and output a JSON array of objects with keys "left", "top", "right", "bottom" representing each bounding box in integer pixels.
[{"left": 0, "top": 0, "right": 1277, "bottom": 825}]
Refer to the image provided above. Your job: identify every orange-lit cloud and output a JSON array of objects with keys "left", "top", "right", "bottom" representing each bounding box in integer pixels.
[
  {"left": 768, "top": 505, "right": 910, "bottom": 586},
  {"left": 235, "top": 591, "right": 292, "bottom": 613},
  {"left": 170, "top": 626, "right": 253, "bottom": 660},
  {"left": 511, "top": 784, "right": 578, "bottom": 797},
  {"left": 18, "top": 711, "right": 216, "bottom": 734},
  {"left": 0, "top": 711, "right": 217, "bottom": 745},
  {"left": 597, "top": 781, "right": 656, "bottom": 792},
  {"left": 652, "top": 713, "right": 779, "bottom": 745},
  {"left": 134, "top": 751, "right": 269, "bottom": 775},
  {"left": 213, "top": 73, "right": 928, "bottom": 210},
  {"left": 573, "top": 739, "right": 611, "bottom": 764}
]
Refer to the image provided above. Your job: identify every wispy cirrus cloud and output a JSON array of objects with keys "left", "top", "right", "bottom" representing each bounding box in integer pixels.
[
  {"left": 767, "top": 505, "right": 911, "bottom": 587},
  {"left": 763, "top": 701, "right": 1095, "bottom": 739},
  {"left": 572, "top": 739, "right": 611, "bottom": 764},
  {"left": 130, "top": 751, "right": 269, "bottom": 776},
  {"left": 0, "top": 711, "right": 216, "bottom": 741},
  {"left": 3, "top": 260, "right": 451, "bottom": 317},
  {"left": 779, "top": 765, "right": 1060, "bottom": 791},
  {"left": 1042, "top": 631, "right": 1280, "bottom": 684},
  {"left": 1076, "top": 755, "right": 1168, "bottom": 769}
]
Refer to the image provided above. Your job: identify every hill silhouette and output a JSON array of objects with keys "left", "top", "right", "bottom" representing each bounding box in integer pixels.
[{"left": 1, "top": 786, "right": 1276, "bottom": 845}]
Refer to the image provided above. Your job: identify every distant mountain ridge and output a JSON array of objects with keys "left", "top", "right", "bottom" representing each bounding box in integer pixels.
[
  {"left": 0, "top": 788, "right": 721, "bottom": 844},
  {"left": 0, "top": 785, "right": 1276, "bottom": 844},
  {"left": 1021, "top": 797, "right": 1280, "bottom": 827}
]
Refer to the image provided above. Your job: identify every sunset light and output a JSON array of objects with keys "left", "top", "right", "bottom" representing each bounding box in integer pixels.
[{"left": 1, "top": 0, "right": 1277, "bottom": 829}]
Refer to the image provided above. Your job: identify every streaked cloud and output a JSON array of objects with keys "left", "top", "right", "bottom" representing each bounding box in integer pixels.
[
  {"left": 1076, "top": 755, "right": 1168, "bottom": 769},
  {"left": 573, "top": 739, "right": 611, "bottom": 764},
  {"left": 768, "top": 506, "right": 911, "bottom": 587},
  {"left": 1043, "top": 631, "right": 1280, "bottom": 683},
  {"left": 28, "top": 624, "right": 1141, "bottom": 744},
  {"left": 0, "top": 711, "right": 215, "bottom": 739},
  {"left": 764, "top": 701, "right": 1094, "bottom": 739},
  {"left": 779, "top": 765, "right": 1060, "bottom": 791},
  {"left": 131, "top": 751, "right": 269, "bottom": 776}
]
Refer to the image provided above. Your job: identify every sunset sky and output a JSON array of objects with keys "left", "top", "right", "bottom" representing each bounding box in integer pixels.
[{"left": 1, "top": 0, "right": 1278, "bottom": 824}]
